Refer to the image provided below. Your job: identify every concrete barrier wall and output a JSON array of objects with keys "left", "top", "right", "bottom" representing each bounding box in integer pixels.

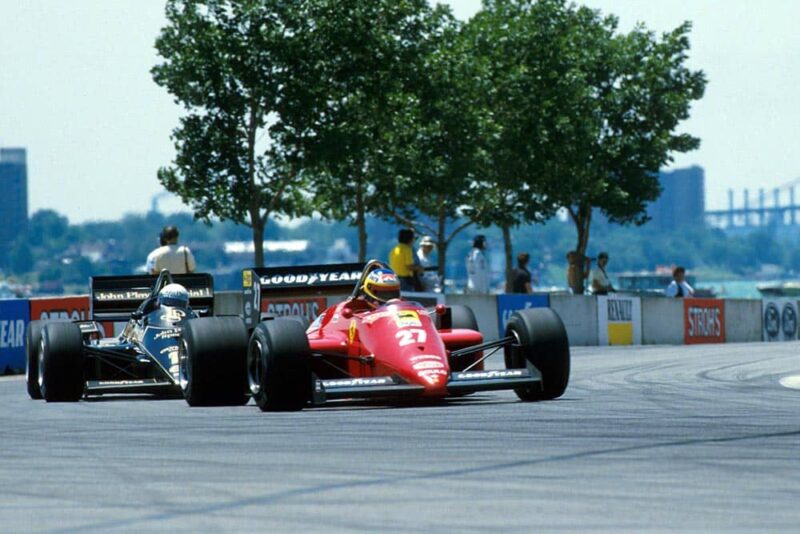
[
  {"left": 725, "top": 299, "right": 763, "bottom": 343},
  {"left": 550, "top": 294, "right": 598, "bottom": 346},
  {"left": 641, "top": 297, "right": 684, "bottom": 345}
]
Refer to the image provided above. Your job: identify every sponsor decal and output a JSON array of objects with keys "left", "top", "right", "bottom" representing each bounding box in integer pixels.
[
  {"left": 324, "top": 377, "right": 394, "bottom": 387},
  {"left": 396, "top": 328, "right": 427, "bottom": 346},
  {"left": 418, "top": 369, "right": 447, "bottom": 385},
  {"left": 160, "top": 308, "right": 186, "bottom": 323},
  {"left": 261, "top": 298, "right": 325, "bottom": 322},
  {"left": 410, "top": 354, "right": 443, "bottom": 362},
  {"left": 762, "top": 299, "right": 798, "bottom": 342},
  {"left": 597, "top": 295, "right": 642, "bottom": 345},
  {"left": 348, "top": 319, "right": 357, "bottom": 344},
  {"left": 243, "top": 270, "right": 252, "bottom": 288},
  {"left": 395, "top": 310, "right": 421, "bottom": 328},
  {"left": 413, "top": 360, "right": 445, "bottom": 370},
  {"left": 454, "top": 369, "right": 526, "bottom": 380},
  {"left": 154, "top": 328, "right": 181, "bottom": 341},
  {"left": 497, "top": 294, "right": 550, "bottom": 333},
  {"left": 362, "top": 310, "right": 395, "bottom": 324},
  {"left": 684, "top": 298, "right": 725, "bottom": 344},
  {"left": 259, "top": 270, "right": 362, "bottom": 287}
]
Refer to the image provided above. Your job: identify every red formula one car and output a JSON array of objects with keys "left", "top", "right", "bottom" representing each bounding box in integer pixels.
[{"left": 180, "top": 260, "right": 570, "bottom": 411}]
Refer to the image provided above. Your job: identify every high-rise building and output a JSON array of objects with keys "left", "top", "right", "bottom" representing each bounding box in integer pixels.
[
  {"left": 0, "top": 148, "right": 29, "bottom": 261},
  {"left": 648, "top": 166, "right": 705, "bottom": 230}
]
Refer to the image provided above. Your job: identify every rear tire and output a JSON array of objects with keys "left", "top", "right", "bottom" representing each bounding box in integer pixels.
[
  {"left": 449, "top": 305, "right": 479, "bottom": 331},
  {"left": 504, "top": 308, "right": 570, "bottom": 401},
  {"left": 248, "top": 319, "right": 312, "bottom": 412},
  {"left": 26, "top": 321, "right": 44, "bottom": 399},
  {"left": 181, "top": 316, "right": 249, "bottom": 406},
  {"left": 40, "top": 322, "right": 85, "bottom": 402}
]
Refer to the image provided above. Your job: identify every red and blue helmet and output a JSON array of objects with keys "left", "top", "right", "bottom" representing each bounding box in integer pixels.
[{"left": 362, "top": 268, "right": 401, "bottom": 304}]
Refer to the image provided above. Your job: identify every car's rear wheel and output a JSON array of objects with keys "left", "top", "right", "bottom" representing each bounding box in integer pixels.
[
  {"left": 181, "top": 316, "right": 249, "bottom": 406},
  {"left": 448, "top": 305, "right": 483, "bottom": 373},
  {"left": 40, "top": 322, "right": 85, "bottom": 402},
  {"left": 504, "top": 308, "right": 570, "bottom": 401},
  {"left": 248, "top": 319, "right": 312, "bottom": 412},
  {"left": 26, "top": 321, "right": 44, "bottom": 399}
]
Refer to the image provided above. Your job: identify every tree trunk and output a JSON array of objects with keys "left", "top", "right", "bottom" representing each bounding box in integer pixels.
[
  {"left": 502, "top": 225, "right": 513, "bottom": 293},
  {"left": 355, "top": 174, "right": 367, "bottom": 262},
  {"left": 437, "top": 202, "right": 447, "bottom": 279},
  {"left": 251, "top": 216, "right": 265, "bottom": 268},
  {"left": 567, "top": 202, "right": 593, "bottom": 294}
]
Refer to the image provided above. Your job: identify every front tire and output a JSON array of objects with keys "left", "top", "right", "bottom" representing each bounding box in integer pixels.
[
  {"left": 26, "top": 321, "right": 44, "bottom": 399},
  {"left": 40, "top": 322, "right": 85, "bottom": 402},
  {"left": 504, "top": 308, "right": 570, "bottom": 401},
  {"left": 248, "top": 319, "right": 312, "bottom": 412},
  {"left": 181, "top": 316, "right": 249, "bottom": 406}
]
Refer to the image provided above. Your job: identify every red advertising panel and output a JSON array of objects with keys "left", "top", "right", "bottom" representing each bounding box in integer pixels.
[
  {"left": 29, "top": 296, "right": 112, "bottom": 336},
  {"left": 261, "top": 297, "right": 327, "bottom": 323},
  {"left": 683, "top": 298, "right": 725, "bottom": 344}
]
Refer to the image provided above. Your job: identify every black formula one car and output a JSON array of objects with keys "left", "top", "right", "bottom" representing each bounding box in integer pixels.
[{"left": 25, "top": 270, "right": 225, "bottom": 402}]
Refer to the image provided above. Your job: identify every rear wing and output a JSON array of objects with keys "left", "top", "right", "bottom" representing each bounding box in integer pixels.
[
  {"left": 90, "top": 273, "right": 215, "bottom": 322},
  {"left": 242, "top": 263, "right": 364, "bottom": 329}
]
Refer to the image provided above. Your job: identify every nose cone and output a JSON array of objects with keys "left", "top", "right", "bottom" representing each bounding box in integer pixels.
[{"left": 408, "top": 354, "right": 450, "bottom": 395}]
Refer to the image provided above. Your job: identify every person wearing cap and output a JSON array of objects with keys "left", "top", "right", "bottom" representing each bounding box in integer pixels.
[
  {"left": 416, "top": 235, "right": 439, "bottom": 292},
  {"left": 149, "top": 225, "right": 196, "bottom": 275},
  {"left": 465, "top": 235, "right": 490, "bottom": 294},
  {"left": 590, "top": 251, "right": 615, "bottom": 295}
]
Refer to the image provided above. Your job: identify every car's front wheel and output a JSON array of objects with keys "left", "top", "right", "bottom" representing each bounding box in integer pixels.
[
  {"left": 504, "top": 308, "right": 570, "bottom": 401},
  {"left": 181, "top": 316, "right": 249, "bottom": 406},
  {"left": 248, "top": 319, "right": 312, "bottom": 412},
  {"left": 40, "top": 322, "right": 85, "bottom": 402},
  {"left": 26, "top": 321, "right": 44, "bottom": 399}
]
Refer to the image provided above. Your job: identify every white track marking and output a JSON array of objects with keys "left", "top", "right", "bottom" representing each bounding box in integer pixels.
[{"left": 779, "top": 376, "right": 800, "bottom": 390}]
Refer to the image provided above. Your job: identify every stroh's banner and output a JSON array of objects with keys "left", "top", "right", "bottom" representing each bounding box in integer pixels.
[{"left": 683, "top": 298, "right": 725, "bottom": 344}]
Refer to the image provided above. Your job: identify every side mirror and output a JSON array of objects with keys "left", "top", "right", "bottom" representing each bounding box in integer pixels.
[{"left": 341, "top": 307, "right": 353, "bottom": 319}]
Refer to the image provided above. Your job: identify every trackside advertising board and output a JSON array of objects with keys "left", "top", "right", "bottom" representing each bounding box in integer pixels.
[
  {"left": 261, "top": 297, "right": 327, "bottom": 323},
  {"left": 683, "top": 298, "right": 725, "bottom": 344},
  {"left": 0, "top": 299, "right": 29, "bottom": 372},
  {"left": 597, "top": 295, "right": 641, "bottom": 345},
  {"left": 762, "top": 298, "right": 798, "bottom": 341},
  {"left": 497, "top": 294, "right": 550, "bottom": 334}
]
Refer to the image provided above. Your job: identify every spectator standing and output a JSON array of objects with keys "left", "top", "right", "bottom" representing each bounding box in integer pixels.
[
  {"left": 145, "top": 232, "right": 167, "bottom": 274},
  {"left": 149, "top": 225, "right": 196, "bottom": 275},
  {"left": 666, "top": 266, "right": 694, "bottom": 297},
  {"left": 416, "top": 235, "right": 439, "bottom": 292},
  {"left": 566, "top": 250, "right": 592, "bottom": 294},
  {"left": 590, "top": 251, "right": 615, "bottom": 295},
  {"left": 510, "top": 252, "right": 534, "bottom": 294},
  {"left": 389, "top": 229, "right": 423, "bottom": 292},
  {"left": 466, "top": 235, "right": 490, "bottom": 294}
]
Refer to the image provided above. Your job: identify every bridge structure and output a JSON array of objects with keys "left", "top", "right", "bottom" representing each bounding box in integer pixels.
[{"left": 705, "top": 176, "right": 800, "bottom": 228}]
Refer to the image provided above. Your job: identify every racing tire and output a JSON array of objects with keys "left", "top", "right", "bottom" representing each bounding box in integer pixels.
[
  {"left": 40, "top": 322, "right": 85, "bottom": 402},
  {"left": 26, "top": 321, "right": 44, "bottom": 399},
  {"left": 181, "top": 316, "right": 249, "bottom": 406},
  {"left": 248, "top": 319, "right": 312, "bottom": 412},
  {"left": 449, "top": 305, "right": 482, "bottom": 373},
  {"left": 449, "top": 305, "right": 479, "bottom": 331},
  {"left": 504, "top": 308, "right": 570, "bottom": 401}
]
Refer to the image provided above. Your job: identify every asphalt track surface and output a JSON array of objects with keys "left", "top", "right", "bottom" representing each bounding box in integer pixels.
[{"left": 2, "top": 342, "right": 799, "bottom": 533}]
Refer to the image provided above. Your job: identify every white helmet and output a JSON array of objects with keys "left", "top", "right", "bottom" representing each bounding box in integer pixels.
[{"left": 158, "top": 283, "right": 189, "bottom": 309}]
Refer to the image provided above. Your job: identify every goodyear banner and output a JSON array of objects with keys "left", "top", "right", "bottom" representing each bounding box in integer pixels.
[
  {"left": 762, "top": 298, "right": 798, "bottom": 342},
  {"left": 0, "top": 299, "right": 29, "bottom": 373},
  {"left": 684, "top": 298, "right": 725, "bottom": 344},
  {"left": 597, "top": 295, "right": 641, "bottom": 345},
  {"left": 497, "top": 294, "right": 550, "bottom": 334}
]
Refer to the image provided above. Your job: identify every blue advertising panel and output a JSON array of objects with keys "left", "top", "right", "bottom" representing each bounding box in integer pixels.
[
  {"left": 497, "top": 293, "right": 549, "bottom": 334},
  {"left": 0, "top": 299, "right": 30, "bottom": 373}
]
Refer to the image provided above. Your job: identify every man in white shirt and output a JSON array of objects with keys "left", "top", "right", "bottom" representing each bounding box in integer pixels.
[
  {"left": 416, "top": 235, "right": 439, "bottom": 292},
  {"left": 666, "top": 266, "right": 694, "bottom": 297},
  {"left": 466, "top": 235, "right": 490, "bottom": 294},
  {"left": 149, "top": 226, "right": 196, "bottom": 275},
  {"left": 591, "top": 252, "right": 615, "bottom": 295}
]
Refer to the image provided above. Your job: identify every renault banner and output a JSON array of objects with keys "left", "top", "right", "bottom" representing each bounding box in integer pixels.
[{"left": 597, "top": 295, "right": 641, "bottom": 345}]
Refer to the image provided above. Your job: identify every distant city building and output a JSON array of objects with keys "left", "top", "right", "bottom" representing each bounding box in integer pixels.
[
  {"left": 648, "top": 166, "right": 705, "bottom": 229},
  {"left": 0, "top": 148, "right": 29, "bottom": 261}
]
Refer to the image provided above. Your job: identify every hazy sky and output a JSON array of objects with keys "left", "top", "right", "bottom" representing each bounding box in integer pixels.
[{"left": 1, "top": 0, "right": 798, "bottom": 223}]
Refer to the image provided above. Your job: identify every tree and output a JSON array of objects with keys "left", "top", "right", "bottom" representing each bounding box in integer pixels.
[
  {"left": 283, "top": 0, "right": 440, "bottom": 261},
  {"left": 152, "top": 0, "right": 308, "bottom": 267}
]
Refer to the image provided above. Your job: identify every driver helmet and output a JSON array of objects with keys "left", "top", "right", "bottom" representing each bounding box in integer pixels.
[
  {"left": 362, "top": 268, "right": 401, "bottom": 305},
  {"left": 157, "top": 283, "right": 190, "bottom": 308}
]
